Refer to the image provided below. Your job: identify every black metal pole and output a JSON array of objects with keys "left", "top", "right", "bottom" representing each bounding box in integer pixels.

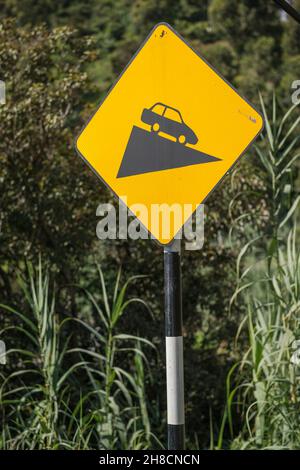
[
  {"left": 164, "top": 239, "right": 185, "bottom": 450},
  {"left": 273, "top": 0, "right": 300, "bottom": 23}
]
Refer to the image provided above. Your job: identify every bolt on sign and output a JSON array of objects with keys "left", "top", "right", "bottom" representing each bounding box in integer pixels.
[{"left": 76, "top": 23, "right": 264, "bottom": 245}]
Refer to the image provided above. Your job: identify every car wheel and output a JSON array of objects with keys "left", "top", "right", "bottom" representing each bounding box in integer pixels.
[
  {"left": 152, "top": 123, "right": 160, "bottom": 132},
  {"left": 178, "top": 135, "right": 186, "bottom": 145}
]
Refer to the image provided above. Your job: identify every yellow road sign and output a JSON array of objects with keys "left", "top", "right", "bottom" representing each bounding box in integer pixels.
[{"left": 76, "top": 23, "right": 263, "bottom": 245}]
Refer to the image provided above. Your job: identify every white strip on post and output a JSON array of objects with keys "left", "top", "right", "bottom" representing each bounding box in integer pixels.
[{"left": 166, "top": 336, "right": 185, "bottom": 425}]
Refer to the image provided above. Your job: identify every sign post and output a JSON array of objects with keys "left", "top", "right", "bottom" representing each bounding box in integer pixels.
[
  {"left": 75, "top": 22, "right": 264, "bottom": 450},
  {"left": 164, "top": 239, "right": 184, "bottom": 449}
]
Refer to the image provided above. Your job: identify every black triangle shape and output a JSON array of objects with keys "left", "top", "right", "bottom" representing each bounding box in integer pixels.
[{"left": 117, "top": 126, "right": 221, "bottom": 178}]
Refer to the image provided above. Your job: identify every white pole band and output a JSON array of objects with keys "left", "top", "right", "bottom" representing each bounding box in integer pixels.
[{"left": 166, "top": 336, "right": 185, "bottom": 425}]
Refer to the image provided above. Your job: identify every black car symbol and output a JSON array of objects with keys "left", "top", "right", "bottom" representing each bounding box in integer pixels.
[{"left": 141, "top": 102, "right": 198, "bottom": 145}]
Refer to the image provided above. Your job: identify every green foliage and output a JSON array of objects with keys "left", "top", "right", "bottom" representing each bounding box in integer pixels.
[
  {"left": 224, "top": 97, "right": 300, "bottom": 449},
  {"left": 0, "top": 261, "right": 156, "bottom": 449},
  {"left": 282, "top": 0, "right": 300, "bottom": 56},
  {"left": 0, "top": 19, "right": 100, "bottom": 290},
  {"left": 209, "top": 0, "right": 282, "bottom": 50}
]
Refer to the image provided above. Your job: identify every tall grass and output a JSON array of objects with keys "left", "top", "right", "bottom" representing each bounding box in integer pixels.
[
  {"left": 68, "top": 266, "right": 157, "bottom": 449},
  {"left": 223, "top": 95, "right": 300, "bottom": 449},
  {"left": 0, "top": 260, "right": 157, "bottom": 449}
]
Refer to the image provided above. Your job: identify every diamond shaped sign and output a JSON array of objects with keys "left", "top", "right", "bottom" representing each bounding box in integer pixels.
[{"left": 76, "top": 23, "right": 264, "bottom": 245}]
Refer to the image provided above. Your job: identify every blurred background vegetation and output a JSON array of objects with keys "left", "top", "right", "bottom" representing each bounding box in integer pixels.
[{"left": 0, "top": 0, "right": 299, "bottom": 449}]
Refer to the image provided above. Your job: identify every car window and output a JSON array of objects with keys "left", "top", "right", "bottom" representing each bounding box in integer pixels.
[
  {"left": 164, "top": 108, "right": 182, "bottom": 123},
  {"left": 151, "top": 104, "right": 165, "bottom": 115}
]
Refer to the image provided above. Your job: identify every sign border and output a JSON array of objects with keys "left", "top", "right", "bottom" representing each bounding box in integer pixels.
[{"left": 75, "top": 22, "right": 264, "bottom": 247}]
